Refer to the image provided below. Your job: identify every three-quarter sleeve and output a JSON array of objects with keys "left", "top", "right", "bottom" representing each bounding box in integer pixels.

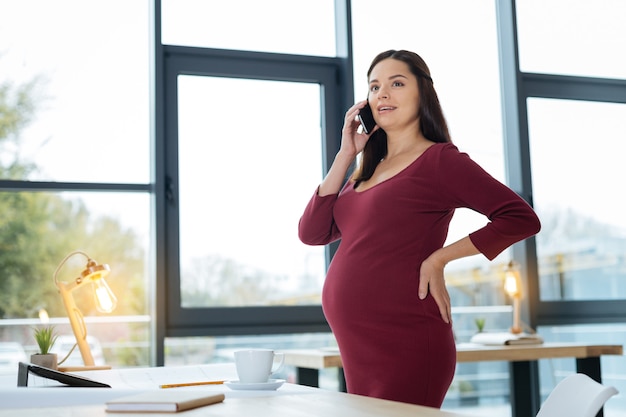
[
  {"left": 438, "top": 144, "right": 541, "bottom": 260},
  {"left": 298, "top": 187, "right": 342, "bottom": 246}
]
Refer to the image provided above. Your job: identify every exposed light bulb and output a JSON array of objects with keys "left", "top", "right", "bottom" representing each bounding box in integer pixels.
[
  {"left": 504, "top": 272, "right": 519, "bottom": 297},
  {"left": 93, "top": 278, "right": 117, "bottom": 313}
]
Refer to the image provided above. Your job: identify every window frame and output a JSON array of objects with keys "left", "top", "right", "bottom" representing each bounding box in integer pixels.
[
  {"left": 498, "top": 1, "right": 626, "bottom": 410},
  {"left": 153, "top": 0, "right": 354, "bottom": 364},
  {"left": 526, "top": 73, "right": 626, "bottom": 326},
  {"left": 498, "top": 0, "right": 626, "bottom": 328}
]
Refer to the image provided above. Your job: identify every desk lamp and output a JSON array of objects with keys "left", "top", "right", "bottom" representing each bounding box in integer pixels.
[
  {"left": 504, "top": 260, "right": 522, "bottom": 334},
  {"left": 470, "top": 260, "right": 541, "bottom": 345},
  {"left": 53, "top": 250, "right": 116, "bottom": 369}
]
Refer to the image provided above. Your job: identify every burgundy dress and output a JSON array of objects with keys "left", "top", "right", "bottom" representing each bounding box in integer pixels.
[{"left": 298, "top": 143, "right": 540, "bottom": 407}]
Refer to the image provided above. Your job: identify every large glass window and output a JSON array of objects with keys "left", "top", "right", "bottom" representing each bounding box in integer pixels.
[
  {"left": 161, "top": 0, "right": 337, "bottom": 57},
  {"left": 516, "top": 0, "right": 626, "bottom": 79},
  {"left": 528, "top": 98, "right": 626, "bottom": 301},
  {"left": 0, "top": 0, "right": 150, "bottom": 183},
  {"left": 0, "top": 0, "right": 152, "bottom": 369},
  {"left": 177, "top": 76, "right": 325, "bottom": 308},
  {"left": 160, "top": 0, "right": 345, "bottom": 353},
  {"left": 0, "top": 190, "right": 152, "bottom": 367},
  {"left": 517, "top": 3, "right": 626, "bottom": 416}
]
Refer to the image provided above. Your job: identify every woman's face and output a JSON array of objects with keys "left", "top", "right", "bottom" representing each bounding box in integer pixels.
[{"left": 367, "top": 58, "right": 420, "bottom": 131}]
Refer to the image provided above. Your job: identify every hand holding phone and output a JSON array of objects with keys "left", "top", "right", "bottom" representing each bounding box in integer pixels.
[{"left": 358, "top": 102, "right": 376, "bottom": 134}]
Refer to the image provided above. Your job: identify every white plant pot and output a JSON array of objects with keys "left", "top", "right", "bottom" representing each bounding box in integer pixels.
[{"left": 30, "top": 353, "right": 58, "bottom": 370}]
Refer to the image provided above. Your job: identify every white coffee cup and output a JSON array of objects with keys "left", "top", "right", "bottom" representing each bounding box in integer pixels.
[{"left": 234, "top": 349, "right": 285, "bottom": 383}]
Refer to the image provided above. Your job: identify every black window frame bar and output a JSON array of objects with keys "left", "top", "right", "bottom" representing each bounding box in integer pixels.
[
  {"left": 153, "top": 0, "right": 354, "bottom": 364},
  {"left": 497, "top": 0, "right": 626, "bottom": 330}
]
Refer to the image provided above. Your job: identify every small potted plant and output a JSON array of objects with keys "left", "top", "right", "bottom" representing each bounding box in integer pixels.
[
  {"left": 31, "top": 325, "right": 59, "bottom": 370},
  {"left": 474, "top": 318, "right": 486, "bottom": 333}
]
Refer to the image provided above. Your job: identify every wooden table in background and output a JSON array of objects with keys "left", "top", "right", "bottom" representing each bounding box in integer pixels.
[{"left": 284, "top": 343, "right": 623, "bottom": 417}]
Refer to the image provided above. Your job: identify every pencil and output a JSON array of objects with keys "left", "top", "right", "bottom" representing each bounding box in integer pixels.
[{"left": 159, "top": 380, "right": 227, "bottom": 389}]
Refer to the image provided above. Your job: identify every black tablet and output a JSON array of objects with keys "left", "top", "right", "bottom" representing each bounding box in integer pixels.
[{"left": 17, "top": 362, "right": 111, "bottom": 388}]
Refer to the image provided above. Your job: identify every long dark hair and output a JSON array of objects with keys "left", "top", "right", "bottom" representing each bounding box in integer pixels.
[{"left": 352, "top": 50, "right": 452, "bottom": 182}]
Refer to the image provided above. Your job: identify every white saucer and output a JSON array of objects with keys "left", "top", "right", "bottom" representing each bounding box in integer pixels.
[{"left": 224, "top": 378, "right": 285, "bottom": 391}]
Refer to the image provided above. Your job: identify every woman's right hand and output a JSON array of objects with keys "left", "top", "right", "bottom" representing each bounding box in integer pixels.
[
  {"left": 339, "top": 100, "right": 377, "bottom": 158},
  {"left": 317, "top": 101, "right": 379, "bottom": 196}
]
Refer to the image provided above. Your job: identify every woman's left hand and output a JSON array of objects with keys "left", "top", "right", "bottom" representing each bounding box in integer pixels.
[{"left": 418, "top": 256, "right": 452, "bottom": 324}]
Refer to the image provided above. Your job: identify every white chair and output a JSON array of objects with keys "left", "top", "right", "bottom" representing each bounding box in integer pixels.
[{"left": 536, "top": 373, "right": 618, "bottom": 417}]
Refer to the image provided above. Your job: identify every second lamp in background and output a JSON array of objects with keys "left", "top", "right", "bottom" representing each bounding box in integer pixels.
[{"left": 504, "top": 260, "right": 523, "bottom": 334}]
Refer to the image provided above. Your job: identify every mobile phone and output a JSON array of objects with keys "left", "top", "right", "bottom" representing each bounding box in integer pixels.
[{"left": 358, "top": 102, "right": 376, "bottom": 134}]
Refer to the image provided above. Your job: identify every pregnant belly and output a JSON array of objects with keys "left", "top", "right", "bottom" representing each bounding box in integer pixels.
[{"left": 321, "top": 257, "right": 423, "bottom": 325}]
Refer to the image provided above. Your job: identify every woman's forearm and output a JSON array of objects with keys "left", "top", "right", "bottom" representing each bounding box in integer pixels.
[
  {"left": 318, "top": 151, "right": 356, "bottom": 197},
  {"left": 432, "top": 236, "right": 481, "bottom": 266}
]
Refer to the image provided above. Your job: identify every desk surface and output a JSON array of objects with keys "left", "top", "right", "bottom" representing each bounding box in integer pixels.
[
  {"left": 0, "top": 391, "right": 475, "bottom": 417},
  {"left": 0, "top": 363, "right": 477, "bottom": 417},
  {"left": 283, "top": 342, "right": 623, "bottom": 369}
]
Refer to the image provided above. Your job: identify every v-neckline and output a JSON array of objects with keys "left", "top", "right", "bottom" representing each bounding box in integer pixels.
[{"left": 353, "top": 143, "right": 437, "bottom": 193}]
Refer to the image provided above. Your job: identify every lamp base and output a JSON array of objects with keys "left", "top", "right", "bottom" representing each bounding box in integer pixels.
[{"left": 58, "top": 365, "right": 112, "bottom": 372}]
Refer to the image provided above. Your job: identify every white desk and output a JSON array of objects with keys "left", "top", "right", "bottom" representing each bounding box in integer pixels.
[
  {"left": 0, "top": 363, "right": 477, "bottom": 417},
  {"left": 0, "top": 392, "right": 476, "bottom": 417}
]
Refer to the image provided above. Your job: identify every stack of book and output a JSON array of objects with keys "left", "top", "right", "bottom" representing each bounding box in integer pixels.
[
  {"left": 470, "top": 332, "right": 544, "bottom": 346},
  {"left": 106, "top": 391, "right": 225, "bottom": 413}
]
